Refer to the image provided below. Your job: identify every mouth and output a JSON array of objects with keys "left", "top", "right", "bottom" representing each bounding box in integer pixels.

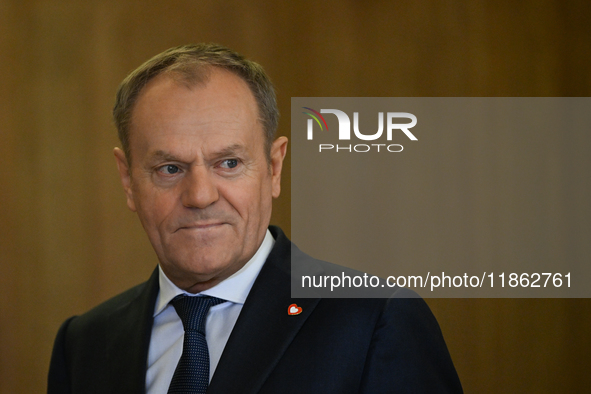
[{"left": 175, "top": 222, "right": 226, "bottom": 232}]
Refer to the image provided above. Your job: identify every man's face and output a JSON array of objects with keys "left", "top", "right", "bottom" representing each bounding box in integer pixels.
[{"left": 114, "top": 68, "right": 287, "bottom": 292}]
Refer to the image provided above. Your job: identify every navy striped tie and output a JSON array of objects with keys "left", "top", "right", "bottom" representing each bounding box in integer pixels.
[{"left": 168, "top": 295, "right": 225, "bottom": 394}]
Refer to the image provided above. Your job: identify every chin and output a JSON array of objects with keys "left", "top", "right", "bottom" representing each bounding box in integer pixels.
[{"left": 187, "top": 252, "right": 237, "bottom": 273}]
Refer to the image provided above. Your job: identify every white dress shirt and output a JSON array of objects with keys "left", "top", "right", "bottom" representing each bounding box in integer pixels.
[{"left": 145, "top": 230, "right": 275, "bottom": 394}]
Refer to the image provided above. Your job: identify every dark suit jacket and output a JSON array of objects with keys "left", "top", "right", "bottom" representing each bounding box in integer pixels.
[{"left": 48, "top": 226, "right": 463, "bottom": 393}]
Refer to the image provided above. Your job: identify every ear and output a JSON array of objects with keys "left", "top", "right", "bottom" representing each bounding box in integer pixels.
[
  {"left": 270, "top": 136, "right": 288, "bottom": 198},
  {"left": 113, "top": 147, "right": 137, "bottom": 212}
]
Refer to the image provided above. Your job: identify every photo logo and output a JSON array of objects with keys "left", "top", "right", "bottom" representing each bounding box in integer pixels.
[
  {"left": 302, "top": 107, "right": 329, "bottom": 138},
  {"left": 303, "top": 108, "right": 418, "bottom": 153}
]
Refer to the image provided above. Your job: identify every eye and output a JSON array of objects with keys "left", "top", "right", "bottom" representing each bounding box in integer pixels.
[
  {"left": 220, "top": 159, "right": 239, "bottom": 169},
  {"left": 158, "top": 164, "right": 180, "bottom": 175}
]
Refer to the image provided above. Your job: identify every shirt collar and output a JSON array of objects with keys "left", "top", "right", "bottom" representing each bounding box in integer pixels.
[{"left": 154, "top": 229, "right": 275, "bottom": 317}]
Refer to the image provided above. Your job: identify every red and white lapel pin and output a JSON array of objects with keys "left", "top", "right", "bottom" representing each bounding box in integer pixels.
[{"left": 287, "top": 303, "right": 302, "bottom": 315}]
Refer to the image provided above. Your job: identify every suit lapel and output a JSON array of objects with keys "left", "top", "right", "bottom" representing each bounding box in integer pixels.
[
  {"left": 208, "top": 227, "right": 320, "bottom": 394},
  {"left": 105, "top": 268, "right": 159, "bottom": 393},
  {"left": 98, "top": 228, "right": 318, "bottom": 393}
]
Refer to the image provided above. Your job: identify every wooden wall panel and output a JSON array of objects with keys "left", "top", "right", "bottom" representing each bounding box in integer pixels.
[{"left": 1, "top": 1, "right": 589, "bottom": 392}]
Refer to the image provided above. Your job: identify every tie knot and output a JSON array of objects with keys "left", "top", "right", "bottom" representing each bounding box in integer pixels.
[{"left": 171, "top": 295, "right": 225, "bottom": 334}]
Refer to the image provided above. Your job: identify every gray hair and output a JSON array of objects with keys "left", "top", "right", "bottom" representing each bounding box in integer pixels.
[{"left": 113, "top": 43, "right": 279, "bottom": 162}]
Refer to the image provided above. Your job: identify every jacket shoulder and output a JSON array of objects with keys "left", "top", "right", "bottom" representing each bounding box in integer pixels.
[
  {"left": 48, "top": 269, "right": 159, "bottom": 394},
  {"left": 69, "top": 277, "right": 154, "bottom": 331}
]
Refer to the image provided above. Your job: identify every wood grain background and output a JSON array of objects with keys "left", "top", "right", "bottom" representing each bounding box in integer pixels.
[{"left": 1, "top": 1, "right": 590, "bottom": 392}]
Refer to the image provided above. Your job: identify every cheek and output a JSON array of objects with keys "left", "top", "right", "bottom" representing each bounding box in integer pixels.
[
  {"left": 220, "top": 181, "right": 267, "bottom": 220},
  {"left": 133, "top": 186, "right": 175, "bottom": 231},
  {"left": 247, "top": 182, "right": 274, "bottom": 223}
]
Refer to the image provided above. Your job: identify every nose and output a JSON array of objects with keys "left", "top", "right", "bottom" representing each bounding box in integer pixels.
[{"left": 180, "top": 166, "right": 219, "bottom": 209}]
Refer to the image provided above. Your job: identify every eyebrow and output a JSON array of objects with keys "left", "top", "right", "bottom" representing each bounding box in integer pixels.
[
  {"left": 148, "top": 150, "right": 181, "bottom": 163},
  {"left": 147, "top": 144, "right": 247, "bottom": 163},
  {"left": 214, "top": 144, "right": 246, "bottom": 158}
]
